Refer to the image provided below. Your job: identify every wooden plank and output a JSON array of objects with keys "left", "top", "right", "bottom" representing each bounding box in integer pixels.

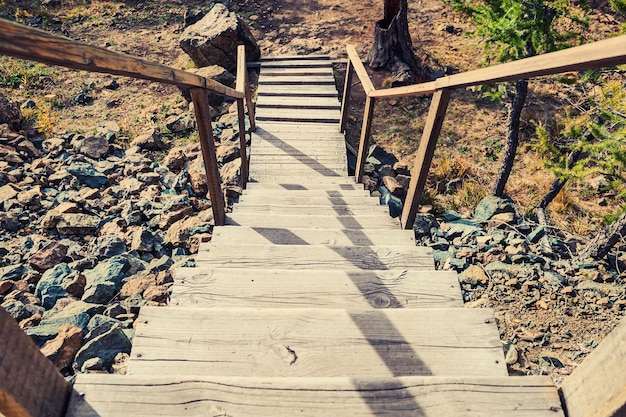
[
  {"left": 0, "top": 307, "right": 70, "bottom": 417},
  {"left": 260, "top": 55, "right": 331, "bottom": 61},
  {"left": 258, "top": 76, "right": 336, "bottom": 84},
  {"left": 242, "top": 188, "right": 369, "bottom": 197},
  {"left": 257, "top": 60, "right": 333, "bottom": 68},
  {"left": 257, "top": 122, "right": 342, "bottom": 132},
  {"left": 560, "top": 318, "right": 626, "bottom": 417},
  {"left": 245, "top": 183, "right": 363, "bottom": 191},
  {"left": 225, "top": 213, "right": 400, "bottom": 229},
  {"left": 248, "top": 176, "right": 355, "bottom": 184},
  {"left": 68, "top": 374, "right": 564, "bottom": 417},
  {"left": 191, "top": 89, "right": 225, "bottom": 226},
  {"left": 257, "top": 84, "right": 338, "bottom": 95},
  {"left": 128, "top": 307, "right": 506, "bottom": 377},
  {"left": 371, "top": 35, "right": 626, "bottom": 99},
  {"left": 260, "top": 67, "right": 334, "bottom": 76},
  {"left": 401, "top": 89, "right": 451, "bottom": 230},
  {"left": 195, "top": 244, "right": 433, "bottom": 270},
  {"left": 354, "top": 96, "right": 376, "bottom": 182},
  {"left": 256, "top": 108, "right": 340, "bottom": 121},
  {"left": 238, "top": 196, "right": 376, "bottom": 207},
  {"left": 210, "top": 226, "right": 414, "bottom": 246},
  {"left": 0, "top": 20, "right": 242, "bottom": 97},
  {"left": 250, "top": 152, "right": 346, "bottom": 161},
  {"left": 256, "top": 96, "right": 340, "bottom": 109},
  {"left": 252, "top": 130, "right": 346, "bottom": 140},
  {"left": 251, "top": 142, "right": 346, "bottom": 154},
  {"left": 231, "top": 204, "right": 388, "bottom": 216},
  {"left": 170, "top": 268, "right": 463, "bottom": 309},
  {"left": 346, "top": 45, "right": 375, "bottom": 94},
  {"left": 249, "top": 169, "right": 347, "bottom": 178},
  {"left": 340, "top": 57, "right": 354, "bottom": 133}
]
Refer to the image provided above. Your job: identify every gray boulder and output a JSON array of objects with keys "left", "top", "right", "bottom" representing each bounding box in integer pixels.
[
  {"left": 73, "top": 326, "right": 132, "bottom": 372},
  {"left": 179, "top": 3, "right": 260, "bottom": 73},
  {"left": 473, "top": 195, "right": 516, "bottom": 223},
  {"left": 82, "top": 255, "right": 130, "bottom": 304}
]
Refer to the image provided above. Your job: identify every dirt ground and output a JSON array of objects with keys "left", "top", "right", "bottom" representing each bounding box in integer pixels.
[{"left": 2, "top": 0, "right": 625, "bottom": 380}]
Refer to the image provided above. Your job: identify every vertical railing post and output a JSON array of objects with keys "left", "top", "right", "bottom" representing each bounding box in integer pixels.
[
  {"left": 400, "top": 88, "right": 451, "bottom": 229},
  {"left": 236, "top": 45, "right": 252, "bottom": 188},
  {"left": 190, "top": 88, "right": 226, "bottom": 226},
  {"left": 244, "top": 62, "right": 256, "bottom": 133},
  {"left": 339, "top": 57, "right": 354, "bottom": 133},
  {"left": 0, "top": 308, "right": 71, "bottom": 417},
  {"left": 354, "top": 95, "right": 376, "bottom": 182}
]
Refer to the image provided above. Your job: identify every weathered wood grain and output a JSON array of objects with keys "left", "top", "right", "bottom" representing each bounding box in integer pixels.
[
  {"left": 258, "top": 75, "right": 336, "bottom": 84},
  {"left": 346, "top": 45, "right": 375, "bottom": 94},
  {"left": 195, "top": 243, "right": 433, "bottom": 270},
  {"left": 257, "top": 59, "right": 333, "bottom": 67},
  {"left": 209, "top": 226, "right": 415, "bottom": 246},
  {"left": 0, "top": 308, "right": 70, "bottom": 417},
  {"left": 245, "top": 183, "right": 363, "bottom": 191},
  {"left": 257, "top": 84, "right": 338, "bottom": 94},
  {"left": 251, "top": 143, "right": 346, "bottom": 156},
  {"left": 232, "top": 204, "right": 388, "bottom": 216},
  {"left": 226, "top": 213, "right": 399, "bottom": 229},
  {"left": 371, "top": 35, "right": 626, "bottom": 99},
  {"left": 249, "top": 168, "right": 347, "bottom": 179},
  {"left": 260, "top": 67, "right": 334, "bottom": 76},
  {"left": 252, "top": 131, "right": 346, "bottom": 141},
  {"left": 68, "top": 375, "right": 564, "bottom": 417},
  {"left": 0, "top": 19, "right": 242, "bottom": 97},
  {"left": 170, "top": 268, "right": 463, "bottom": 308},
  {"left": 238, "top": 195, "right": 376, "bottom": 207},
  {"left": 248, "top": 175, "right": 354, "bottom": 184},
  {"left": 243, "top": 188, "right": 369, "bottom": 198},
  {"left": 560, "top": 317, "right": 626, "bottom": 417},
  {"left": 250, "top": 156, "right": 346, "bottom": 166},
  {"left": 256, "top": 122, "right": 343, "bottom": 132},
  {"left": 128, "top": 307, "right": 506, "bottom": 377},
  {"left": 256, "top": 96, "right": 340, "bottom": 108}
]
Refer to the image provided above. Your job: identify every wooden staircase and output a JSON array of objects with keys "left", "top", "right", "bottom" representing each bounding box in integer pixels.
[{"left": 65, "top": 55, "right": 565, "bottom": 416}]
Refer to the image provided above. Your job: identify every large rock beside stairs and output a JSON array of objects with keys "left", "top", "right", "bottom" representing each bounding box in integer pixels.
[{"left": 179, "top": 3, "right": 260, "bottom": 73}]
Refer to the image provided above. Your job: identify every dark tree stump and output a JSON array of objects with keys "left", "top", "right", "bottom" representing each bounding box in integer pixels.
[{"left": 367, "top": 0, "right": 425, "bottom": 85}]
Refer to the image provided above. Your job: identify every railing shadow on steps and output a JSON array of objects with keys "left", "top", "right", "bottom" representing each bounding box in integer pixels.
[
  {"left": 0, "top": 18, "right": 257, "bottom": 227},
  {"left": 340, "top": 35, "right": 626, "bottom": 231}
]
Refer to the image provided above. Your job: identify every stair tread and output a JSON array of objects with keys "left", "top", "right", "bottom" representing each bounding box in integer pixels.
[
  {"left": 245, "top": 183, "right": 363, "bottom": 190},
  {"left": 210, "top": 226, "right": 415, "bottom": 246},
  {"left": 128, "top": 306, "right": 506, "bottom": 377},
  {"left": 232, "top": 205, "right": 388, "bottom": 216},
  {"left": 225, "top": 213, "right": 400, "bottom": 229},
  {"left": 68, "top": 374, "right": 564, "bottom": 417},
  {"left": 242, "top": 188, "right": 369, "bottom": 197},
  {"left": 170, "top": 268, "right": 463, "bottom": 309},
  {"left": 195, "top": 243, "right": 433, "bottom": 270}
]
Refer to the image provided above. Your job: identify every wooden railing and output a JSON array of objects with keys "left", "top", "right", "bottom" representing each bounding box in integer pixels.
[
  {"left": 340, "top": 35, "right": 626, "bottom": 230},
  {"left": 0, "top": 19, "right": 257, "bottom": 226}
]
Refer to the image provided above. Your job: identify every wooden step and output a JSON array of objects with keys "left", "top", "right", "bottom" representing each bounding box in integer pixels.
[
  {"left": 128, "top": 307, "right": 507, "bottom": 377},
  {"left": 251, "top": 145, "right": 346, "bottom": 157},
  {"left": 195, "top": 244, "right": 433, "bottom": 270},
  {"left": 250, "top": 154, "right": 346, "bottom": 164},
  {"left": 260, "top": 66, "right": 334, "bottom": 75},
  {"left": 256, "top": 59, "right": 333, "bottom": 67},
  {"left": 256, "top": 122, "right": 342, "bottom": 133},
  {"left": 256, "top": 96, "right": 340, "bottom": 109},
  {"left": 257, "top": 84, "right": 338, "bottom": 95},
  {"left": 248, "top": 176, "right": 356, "bottom": 184},
  {"left": 258, "top": 76, "right": 336, "bottom": 85},
  {"left": 245, "top": 183, "right": 363, "bottom": 191},
  {"left": 249, "top": 168, "right": 348, "bottom": 178},
  {"left": 232, "top": 204, "right": 388, "bottom": 216},
  {"left": 170, "top": 268, "right": 463, "bottom": 309},
  {"left": 68, "top": 374, "right": 564, "bottom": 417},
  {"left": 238, "top": 196, "right": 377, "bottom": 207},
  {"left": 226, "top": 213, "right": 399, "bottom": 229},
  {"left": 252, "top": 131, "right": 346, "bottom": 141},
  {"left": 209, "top": 226, "right": 415, "bottom": 246},
  {"left": 242, "top": 188, "right": 369, "bottom": 198}
]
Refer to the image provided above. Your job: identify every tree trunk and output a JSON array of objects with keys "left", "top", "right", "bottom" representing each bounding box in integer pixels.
[
  {"left": 581, "top": 212, "right": 626, "bottom": 260},
  {"left": 367, "top": 0, "right": 426, "bottom": 85},
  {"left": 492, "top": 79, "right": 528, "bottom": 196}
]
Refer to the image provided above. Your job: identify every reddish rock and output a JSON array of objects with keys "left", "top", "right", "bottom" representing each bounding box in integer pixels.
[
  {"left": 163, "top": 148, "right": 186, "bottom": 172},
  {"left": 158, "top": 206, "right": 194, "bottom": 230},
  {"left": 64, "top": 273, "right": 86, "bottom": 298},
  {"left": 156, "top": 271, "right": 174, "bottom": 285},
  {"left": 40, "top": 324, "right": 84, "bottom": 371},
  {"left": 382, "top": 175, "right": 405, "bottom": 197},
  {"left": 0, "top": 280, "right": 13, "bottom": 295},
  {"left": 29, "top": 241, "right": 68, "bottom": 270},
  {"left": 143, "top": 285, "right": 170, "bottom": 303},
  {"left": 120, "top": 276, "right": 156, "bottom": 298}
]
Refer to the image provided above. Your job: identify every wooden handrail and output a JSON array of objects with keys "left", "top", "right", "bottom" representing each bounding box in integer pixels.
[
  {"left": 342, "top": 34, "right": 626, "bottom": 230},
  {"left": 0, "top": 18, "right": 262, "bottom": 227},
  {"left": 0, "top": 19, "right": 243, "bottom": 98}
]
